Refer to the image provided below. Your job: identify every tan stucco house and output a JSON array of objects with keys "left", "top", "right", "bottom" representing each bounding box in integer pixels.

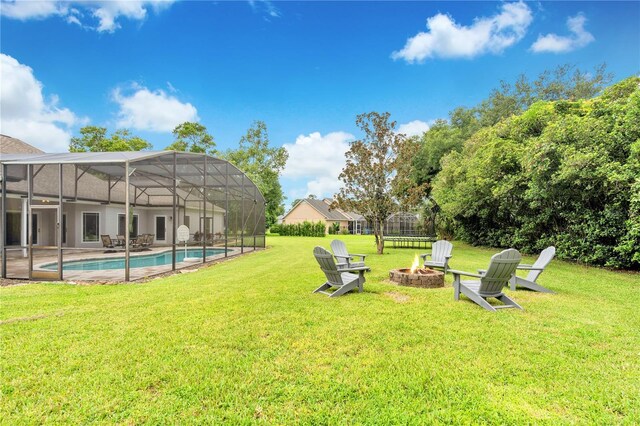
[{"left": 281, "top": 198, "right": 366, "bottom": 234}]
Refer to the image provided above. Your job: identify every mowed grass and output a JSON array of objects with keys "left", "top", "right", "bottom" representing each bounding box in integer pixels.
[{"left": 1, "top": 235, "right": 639, "bottom": 424}]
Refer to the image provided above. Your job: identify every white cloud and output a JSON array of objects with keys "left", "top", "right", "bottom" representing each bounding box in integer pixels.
[
  {"left": 282, "top": 131, "right": 354, "bottom": 198},
  {"left": 531, "top": 14, "right": 594, "bottom": 53},
  {"left": 112, "top": 84, "right": 199, "bottom": 132},
  {"left": 248, "top": 0, "right": 281, "bottom": 20},
  {"left": 0, "top": 53, "right": 85, "bottom": 152},
  {"left": 392, "top": 1, "right": 532, "bottom": 62},
  {"left": 397, "top": 120, "right": 430, "bottom": 137},
  {"left": 0, "top": 1, "right": 176, "bottom": 32}
]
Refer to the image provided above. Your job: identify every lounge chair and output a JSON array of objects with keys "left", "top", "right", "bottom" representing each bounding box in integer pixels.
[
  {"left": 451, "top": 248, "right": 523, "bottom": 312},
  {"left": 510, "top": 246, "right": 556, "bottom": 293},
  {"left": 101, "top": 235, "right": 116, "bottom": 251},
  {"left": 421, "top": 240, "right": 453, "bottom": 274},
  {"left": 101, "top": 235, "right": 124, "bottom": 253},
  {"left": 139, "top": 233, "right": 155, "bottom": 250},
  {"left": 313, "top": 246, "right": 370, "bottom": 297},
  {"left": 330, "top": 239, "right": 367, "bottom": 269},
  {"left": 115, "top": 235, "right": 126, "bottom": 247}
]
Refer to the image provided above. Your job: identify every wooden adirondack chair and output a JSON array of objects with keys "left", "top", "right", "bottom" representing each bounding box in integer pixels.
[
  {"left": 451, "top": 248, "right": 523, "bottom": 312},
  {"left": 421, "top": 240, "right": 453, "bottom": 274},
  {"left": 313, "top": 246, "right": 369, "bottom": 297},
  {"left": 330, "top": 239, "right": 367, "bottom": 269},
  {"left": 510, "top": 246, "right": 555, "bottom": 293}
]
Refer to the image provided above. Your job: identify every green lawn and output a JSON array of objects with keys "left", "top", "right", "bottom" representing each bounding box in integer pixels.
[{"left": 1, "top": 235, "right": 639, "bottom": 424}]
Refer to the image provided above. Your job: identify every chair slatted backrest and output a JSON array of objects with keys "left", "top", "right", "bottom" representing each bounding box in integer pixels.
[
  {"left": 330, "top": 240, "right": 349, "bottom": 259},
  {"left": 101, "top": 235, "right": 113, "bottom": 247},
  {"left": 479, "top": 249, "right": 521, "bottom": 296},
  {"left": 314, "top": 246, "right": 344, "bottom": 286},
  {"left": 527, "top": 246, "right": 555, "bottom": 282},
  {"left": 432, "top": 240, "right": 453, "bottom": 263},
  {"left": 147, "top": 234, "right": 155, "bottom": 245}
]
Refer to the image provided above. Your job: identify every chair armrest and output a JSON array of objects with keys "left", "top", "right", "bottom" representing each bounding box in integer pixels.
[
  {"left": 449, "top": 269, "right": 484, "bottom": 278},
  {"left": 517, "top": 265, "right": 544, "bottom": 271},
  {"left": 350, "top": 253, "right": 367, "bottom": 260},
  {"left": 339, "top": 266, "right": 371, "bottom": 273},
  {"left": 444, "top": 255, "right": 453, "bottom": 259},
  {"left": 421, "top": 254, "right": 431, "bottom": 260},
  {"left": 477, "top": 269, "right": 486, "bottom": 274},
  {"left": 334, "top": 254, "right": 351, "bottom": 260}
]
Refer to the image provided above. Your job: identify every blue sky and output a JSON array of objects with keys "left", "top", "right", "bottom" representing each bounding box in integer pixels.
[{"left": 1, "top": 1, "right": 639, "bottom": 208}]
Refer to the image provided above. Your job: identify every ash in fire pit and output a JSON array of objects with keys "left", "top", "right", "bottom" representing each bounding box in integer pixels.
[{"left": 389, "top": 255, "right": 445, "bottom": 289}]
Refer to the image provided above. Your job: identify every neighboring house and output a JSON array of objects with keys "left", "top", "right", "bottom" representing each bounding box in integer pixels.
[
  {"left": 0, "top": 136, "right": 249, "bottom": 251},
  {"left": 281, "top": 198, "right": 366, "bottom": 234},
  {"left": 281, "top": 197, "right": 429, "bottom": 236}
]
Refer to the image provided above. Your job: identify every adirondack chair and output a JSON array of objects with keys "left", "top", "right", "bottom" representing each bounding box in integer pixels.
[
  {"left": 451, "top": 248, "right": 523, "bottom": 312},
  {"left": 510, "top": 246, "right": 556, "bottom": 293},
  {"left": 421, "top": 240, "right": 453, "bottom": 274},
  {"left": 313, "top": 246, "right": 369, "bottom": 297},
  {"left": 330, "top": 239, "right": 367, "bottom": 269}
]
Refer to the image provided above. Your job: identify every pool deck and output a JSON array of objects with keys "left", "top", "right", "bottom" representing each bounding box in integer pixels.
[{"left": 2, "top": 246, "right": 258, "bottom": 282}]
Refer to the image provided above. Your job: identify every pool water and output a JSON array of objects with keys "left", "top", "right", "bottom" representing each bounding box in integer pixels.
[{"left": 43, "top": 248, "right": 226, "bottom": 271}]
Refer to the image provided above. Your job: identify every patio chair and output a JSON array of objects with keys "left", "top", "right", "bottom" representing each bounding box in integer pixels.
[
  {"left": 330, "top": 239, "right": 367, "bottom": 269},
  {"left": 451, "top": 248, "right": 523, "bottom": 312},
  {"left": 421, "top": 240, "right": 453, "bottom": 274},
  {"left": 139, "top": 234, "right": 155, "bottom": 250},
  {"left": 115, "top": 235, "right": 126, "bottom": 247},
  {"left": 313, "top": 246, "right": 369, "bottom": 297},
  {"left": 101, "top": 235, "right": 116, "bottom": 250},
  {"left": 510, "top": 246, "right": 556, "bottom": 293}
]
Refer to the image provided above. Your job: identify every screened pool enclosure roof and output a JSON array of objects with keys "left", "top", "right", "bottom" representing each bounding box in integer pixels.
[{"left": 0, "top": 151, "right": 265, "bottom": 206}]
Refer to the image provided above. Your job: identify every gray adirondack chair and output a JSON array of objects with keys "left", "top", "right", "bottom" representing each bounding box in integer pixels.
[
  {"left": 510, "top": 246, "right": 556, "bottom": 293},
  {"left": 421, "top": 240, "right": 453, "bottom": 274},
  {"left": 451, "top": 248, "right": 523, "bottom": 312},
  {"left": 330, "top": 239, "right": 367, "bottom": 269},
  {"left": 313, "top": 246, "right": 369, "bottom": 297}
]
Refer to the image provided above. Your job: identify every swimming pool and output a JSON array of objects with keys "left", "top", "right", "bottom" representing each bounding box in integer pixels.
[{"left": 42, "top": 248, "right": 226, "bottom": 271}]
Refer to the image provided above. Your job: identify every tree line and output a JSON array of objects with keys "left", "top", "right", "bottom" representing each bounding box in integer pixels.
[
  {"left": 69, "top": 121, "right": 287, "bottom": 228},
  {"left": 333, "top": 64, "right": 639, "bottom": 269}
]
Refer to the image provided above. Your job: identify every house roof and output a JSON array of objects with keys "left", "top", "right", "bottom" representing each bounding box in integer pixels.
[
  {"left": 283, "top": 198, "right": 365, "bottom": 222},
  {"left": 0, "top": 134, "right": 44, "bottom": 154},
  {"left": 305, "top": 198, "right": 350, "bottom": 221}
]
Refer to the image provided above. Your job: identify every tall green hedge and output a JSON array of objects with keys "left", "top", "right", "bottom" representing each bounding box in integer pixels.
[
  {"left": 270, "top": 221, "right": 326, "bottom": 237},
  {"left": 433, "top": 77, "right": 640, "bottom": 269}
]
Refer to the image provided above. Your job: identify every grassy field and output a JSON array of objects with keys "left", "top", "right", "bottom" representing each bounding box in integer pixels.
[{"left": 1, "top": 235, "right": 639, "bottom": 424}]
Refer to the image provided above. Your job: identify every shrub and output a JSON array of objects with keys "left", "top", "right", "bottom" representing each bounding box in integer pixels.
[{"left": 268, "top": 221, "right": 325, "bottom": 237}]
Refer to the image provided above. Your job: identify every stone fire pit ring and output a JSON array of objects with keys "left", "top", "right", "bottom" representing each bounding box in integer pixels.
[{"left": 389, "top": 268, "right": 445, "bottom": 289}]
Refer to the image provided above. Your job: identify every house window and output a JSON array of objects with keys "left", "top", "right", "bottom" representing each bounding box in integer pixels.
[
  {"left": 184, "top": 215, "right": 190, "bottom": 228},
  {"left": 118, "top": 214, "right": 139, "bottom": 237},
  {"left": 82, "top": 212, "right": 99, "bottom": 242}
]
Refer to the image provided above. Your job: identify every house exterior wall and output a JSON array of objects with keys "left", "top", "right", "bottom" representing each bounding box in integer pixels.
[
  {"left": 282, "top": 202, "right": 326, "bottom": 224},
  {"left": 281, "top": 202, "right": 351, "bottom": 233},
  {"left": 2, "top": 195, "right": 226, "bottom": 249}
]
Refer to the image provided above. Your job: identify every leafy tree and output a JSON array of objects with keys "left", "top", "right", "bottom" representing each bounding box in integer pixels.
[
  {"left": 166, "top": 122, "right": 216, "bottom": 155},
  {"left": 432, "top": 76, "right": 640, "bottom": 269},
  {"left": 334, "top": 112, "right": 406, "bottom": 254},
  {"left": 223, "top": 121, "right": 288, "bottom": 228},
  {"left": 70, "top": 126, "right": 151, "bottom": 152},
  {"left": 404, "top": 63, "right": 614, "bottom": 224},
  {"left": 477, "top": 63, "right": 612, "bottom": 127}
]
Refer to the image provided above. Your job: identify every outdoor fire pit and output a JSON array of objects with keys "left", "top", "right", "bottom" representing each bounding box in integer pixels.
[{"left": 389, "top": 255, "right": 445, "bottom": 289}]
